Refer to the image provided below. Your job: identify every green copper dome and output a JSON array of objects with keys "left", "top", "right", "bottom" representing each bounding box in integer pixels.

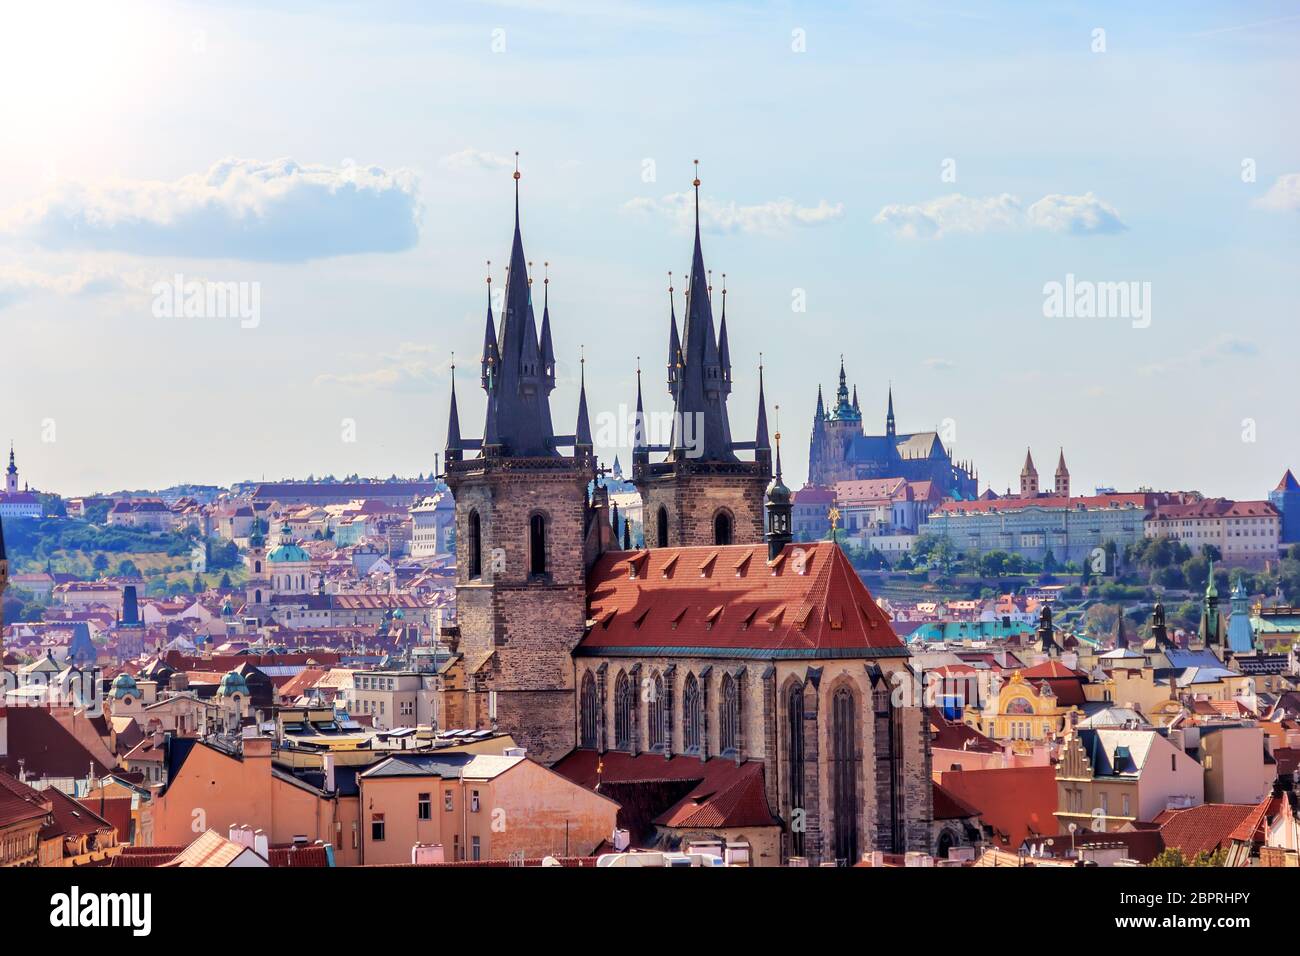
[
  {"left": 217, "top": 670, "right": 249, "bottom": 697},
  {"left": 112, "top": 672, "right": 139, "bottom": 698},
  {"left": 267, "top": 524, "right": 311, "bottom": 564}
]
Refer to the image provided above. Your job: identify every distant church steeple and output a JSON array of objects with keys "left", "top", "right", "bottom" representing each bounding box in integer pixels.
[
  {"left": 5, "top": 443, "right": 16, "bottom": 495},
  {"left": 885, "top": 385, "right": 896, "bottom": 439},
  {"left": 1054, "top": 448, "right": 1070, "bottom": 497},
  {"left": 1020, "top": 448, "right": 1039, "bottom": 498}
]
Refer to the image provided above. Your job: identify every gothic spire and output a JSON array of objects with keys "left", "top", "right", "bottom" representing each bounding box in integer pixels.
[
  {"left": 755, "top": 358, "right": 770, "bottom": 451},
  {"left": 445, "top": 357, "right": 463, "bottom": 462},
  {"left": 666, "top": 274, "right": 681, "bottom": 391},
  {"left": 718, "top": 275, "right": 732, "bottom": 395},
  {"left": 575, "top": 348, "right": 592, "bottom": 452},
  {"left": 815, "top": 385, "right": 825, "bottom": 420},
  {"left": 886, "top": 384, "right": 896, "bottom": 438},
  {"left": 478, "top": 155, "right": 558, "bottom": 457},
  {"left": 540, "top": 262, "right": 556, "bottom": 391},
  {"left": 667, "top": 161, "right": 735, "bottom": 463},
  {"left": 633, "top": 360, "right": 648, "bottom": 455}
]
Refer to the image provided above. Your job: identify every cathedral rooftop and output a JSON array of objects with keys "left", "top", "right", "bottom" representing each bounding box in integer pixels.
[{"left": 579, "top": 541, "right": 906, "bottom": 658}]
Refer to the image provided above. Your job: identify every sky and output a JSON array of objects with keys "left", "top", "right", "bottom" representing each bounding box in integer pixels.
[{"left": 0, "top": 0, "right": 1297, "bottom": 499}]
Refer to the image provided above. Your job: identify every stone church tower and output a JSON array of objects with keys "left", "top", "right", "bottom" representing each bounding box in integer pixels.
[
  {"left": 442, "top": 165, "right": 606, "bottom": 764},
  {"left": 632, "top": 165, "right": 771, "bottom": 548}
]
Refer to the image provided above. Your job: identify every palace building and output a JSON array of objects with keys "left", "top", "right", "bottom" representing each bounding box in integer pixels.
[{"left": 437, "top": 163, "right": 934, "bottom": 864}]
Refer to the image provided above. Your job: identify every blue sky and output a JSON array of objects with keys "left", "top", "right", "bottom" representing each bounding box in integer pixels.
[{"left": 0, "top": 0, "right": 1297, "bottom": 498}]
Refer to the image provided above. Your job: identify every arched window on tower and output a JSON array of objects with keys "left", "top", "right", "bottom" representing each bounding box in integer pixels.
[
  {"left": 720, "top": 673, "right": 740, "bottom": 755},
  {"left": 648, "top": 671, "right": 666, "bottom": 751},
  {"left": 714, "top": 510, "right": 733, "bottom": 547},
  {"left": 656, "top": 506, "right": 669, "bottom": 548},
  {"left": 683, "top": 673, "right": 702, "bottom": 753},
  {"left": 529, "top": 513, "right": 547, "bottom": 576},
  {"left": 614, "top": 671, "right": 633, "bottom": 750},
  {"left": 467, "top": 510, "right": 482, "bottom": 578},
  {"left": 580, "top": 672, "right": 598, "bottom": 749}
]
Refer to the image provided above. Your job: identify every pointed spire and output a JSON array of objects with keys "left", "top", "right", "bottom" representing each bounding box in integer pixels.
[
  {"left": 1022, "top": 448, "right": 1036, "bottom": 475},
  {"left": 755, "top": 356, "right": 770, "bottom": 451},
  {"left": 852, "top": 384, "right": 859, "bottom": 413},
  {"left": 718, "top": 273, "right": 731, "bottom": 394},
  {"left": 480, "top": 261, "right": 499, "bottom": 391},
  {"left": 815, "top": 385, "right": 826, "bottom": 420},
  {"left": 666, "top": 272, "right": 681, "bottom": 391},
  {"left": 575, "top": 346, "right": 592, "bottom": 452},
  {"left": 886, "top": 383, "right": 896, "bottom": 438},
  {"left": 633, "top": 358, "right": 648, "bottom": 454},
  {"left": 446, "top": 354, "right": 463, "bottom": 462},
  {"left": 539, "top": 261, "right": 556, "bottom": 392},
  {"left": 1056, "top": 447, "right": 1068, "bottom": 474},
  {"left": 622, "top": 514, "right": 632, "bottom": 551}
]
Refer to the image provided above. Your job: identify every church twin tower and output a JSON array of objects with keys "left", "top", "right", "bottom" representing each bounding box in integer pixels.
[{"left": 441, "top": 162, "right": 777, "bottom": 762}]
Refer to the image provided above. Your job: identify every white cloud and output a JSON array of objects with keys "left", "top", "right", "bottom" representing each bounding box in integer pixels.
[
  {"left": 873, "top": 191, "right": 1125, "bottom": 239},
  {"left": 440, "top": 149, "right": 516, "bottom": 172},
  {"left": 1026, "top": 192, "right": 1126, "bottom": 235},
  {"left": 1254, "top": 173, "right": 1300, "bottom": 212},
  {"left": 314, "top": 342, "right": 448, "bottom": 392},
  {"left": 625, "top": 192, "right": 844, "bottom": 235},
  {"left": 0, "top": 264, "right": 154, "bottom": 309},
  {"left": 1138, "top": 335, "right": 1259, "bottom": 376},
  {"left": 922, "top": 357, "right": 956, "bottom": 371},
  {"left": 0, "top": 158, "right": 422, "bottom": 262}
]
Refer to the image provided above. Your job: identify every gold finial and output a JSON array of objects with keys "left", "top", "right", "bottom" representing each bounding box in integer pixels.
[
  {"left": 450, "top": 349, "right": 455, "bottom": 373},
  {"left": 528, "top": 260, "right": 534, "bottom": 285},
  {"left": 544, "top": 260, "right": 549, "bottom": 285},
  {"left": 668, "top": 270, "right": 673, "bottom": 294},
  {"left": 708, "top": 269, "right": 712, "bottom": 295},
  {"left": 774, "top": 402, "right": 781, "bottom": 439},
  {"left": 693, "top": 158, "right": 700, "bottom": 188},
  {"left": 486, "top": 259, "right": 492, "bottom": 286},
  {"left": 722, "top": 272, "right": 727, "bottom": 297},
  {"left": 513, "top": 151, "right": 520, "bottom": 180}
]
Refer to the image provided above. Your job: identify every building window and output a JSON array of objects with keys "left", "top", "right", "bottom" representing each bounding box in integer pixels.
[
  {"left": 468, "top": 509, "right": 482, "bottom": 578},
  {"left": 714, "top": 510, "right": 733, "bottom": 546},
  {"left": 471, "top": 835, "right": 481, "bottom": 861},
  {"left": 720, "top": 672, "right": 740, "bottom": 755},
  {"left": 529, "top": 513, "right": 547, "bottom": 576},
  {"left": 614, "top": 671, "right": 634, "bottom": 750},
  {"left": 657, "top": 506, "right": 669, "bottom": 548},
  {"left": 787, "top": 683, "right": 805, "bottom": 857},
  {"left": 648, "top": 671, "right": 666, "bottom": 751},
  {"left": 683, "top": 673, "right": 702, "bottom": 753},
  {"left": 580, "top": 672, "right": 598, "bottom": 748},
  {"left": 831, "top": 688, "right": 860, "bottom": 864},
  {"left": 371, "top": 813, "right": 385, "bottom": 842},
  {"left": 471, "top": 790, "right": 480, "bottom": 813},
  {"left": 444, "top": 789, "right": 454, "bottom": 812},
  {"left": 418, "top": 792, "right": 431, "bottom": 821}
]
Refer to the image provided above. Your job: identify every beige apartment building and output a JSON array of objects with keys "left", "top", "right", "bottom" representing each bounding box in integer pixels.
[
  {"left": 1056, "top": 728, "right": 1203, "bottom": 833},
  {"left": 346, "top": 670, "right": 437, "bottom": 730},
  {"left": 357, "top": 752, "right": 617, "bottom": 865},
  {"left": 1145, "top": 498, "right": 1280, "bottom": 564}
]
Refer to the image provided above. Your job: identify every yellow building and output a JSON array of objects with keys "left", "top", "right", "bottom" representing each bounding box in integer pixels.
[{"left": 972, "top": 665, "right": 1085, "bottom": 749}]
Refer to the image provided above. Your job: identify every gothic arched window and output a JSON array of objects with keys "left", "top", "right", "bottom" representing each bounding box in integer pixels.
[
  {"left": 614, "top": 671, "right": 634, "bottom": 750},
  {"left": 529, "top": 513, "right": 547, "bottom": 576},
  {"left": 580, "top": 672, "right": 598, "bottom": 749},
  {"left": 467, "top": 510, "right": 482, "bottom": 578},
  {"left": 787, "top": 682, "right": 805, "bottom": 857},
  {"left": 720, "top": 673, "right": 740, "bottom": 755},
  {"left": 657, "top": 506, "right": 669, "bottom": 548},
  {"left": 648, "top": 671, "right": 666, "bottom": 751},
  {"left": 831, "top": 687, "right": 861, "bottom": 864},
  {"left": 683, "top": 673, "right": 702, "bottom": 753},
  {"left": 714, "top": 510, "right": 733, "bottom": 546}
]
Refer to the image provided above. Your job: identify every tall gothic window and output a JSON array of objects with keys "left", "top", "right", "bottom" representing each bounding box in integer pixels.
[
  {"left": 467, "top": 510, "right": 482, "bottom": 578},
  {"left": 529, "top": 513, "right": 547, "bottom": 576},
  {"left": 648, "top": 671, "right": 666, "bottom": 751},
  {"left": 656, "top": 506, "right": 669, "bottom": 548},
  {"left": 614, "top": 671, "right": 633, "bottom": 750},
  {"left": 714, "top": 510, "right": 733, "bottom": 546},
  {"left": 874, "top": 682, "right": 903, "bottom": 853},
  {"left": 683, "top": 673, "right": 702, "bottom": 753},
  {"left": 720, "top": 673, "right": 740, "bottom": 755},
  {"left": 580, "top": 672, "right": 598, "bottom": 749},
  {"left": 831, "top": 687, "right": 860, "bottom": 864},
  {"left": 787, "top": 682, "right": 805, "bottom": 857}
]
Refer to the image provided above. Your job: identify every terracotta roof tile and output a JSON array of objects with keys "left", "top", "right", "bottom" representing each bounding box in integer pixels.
[{"left": 1155, "top": 803, "right": 1258, "bottom": 858}]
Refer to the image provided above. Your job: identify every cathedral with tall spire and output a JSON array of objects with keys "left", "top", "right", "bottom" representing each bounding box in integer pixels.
[
  {"left": 805, "top": 360, "right": 977, "bottom": 498},
  {"left": 632, "top": 161, "right": 772, "bottom": 548},
  {"left": 439, "top": 155, "right": 613, "bottom": 763}
]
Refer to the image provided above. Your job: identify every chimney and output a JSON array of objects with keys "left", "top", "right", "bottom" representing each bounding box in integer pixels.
[
  {"left": 253, "top": 829, "right": 269, "bottom": 860},
  {"left": 322, "top": 753, "right": 336, "bottom": 792},
  {"left": 412, "top": 843, "right": 445, "bottom": 865}
]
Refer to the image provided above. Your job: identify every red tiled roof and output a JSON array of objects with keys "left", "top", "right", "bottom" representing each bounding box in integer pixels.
[
  {"left": 1154, "top": 803, "right": 1258, "bottom": 859},
  {"left": 42, "top": 786, "right": 113, "bottom": 839},
  {"left": 552, "top": 749, "right": 779, "bottom": 840},
  {"left": 932, "top": 781, "right": 980, "bottom": 820},
  {"left": 936, "top": 766, "right": 1058, "bottom": 849},
  {"left": 0, "top": 707, "right": 114, "bottom": 779},
  {"left": 792, "top": 485, "right": 835, "bottom": 504},
  {"left": 935, "top": 492, "right": 1157, "bottom": 515},
  {"left": 1150, "top": 498, "right": 1278, "bottom": 520},
  {"left": 1020, "top": 660, "right": 1086, "bottom": 680},
  {"left": 580, "top": 542, "right": 905, "bottom": 657},
  {"left": 78, "top": 796, "right": 134, "bottom": 843},
  {"left": 0, "top": 769, "right": 50, "bottom": 829},
  {"left": 929, "top": 710, "right": 1001, "bottom": 756}
]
